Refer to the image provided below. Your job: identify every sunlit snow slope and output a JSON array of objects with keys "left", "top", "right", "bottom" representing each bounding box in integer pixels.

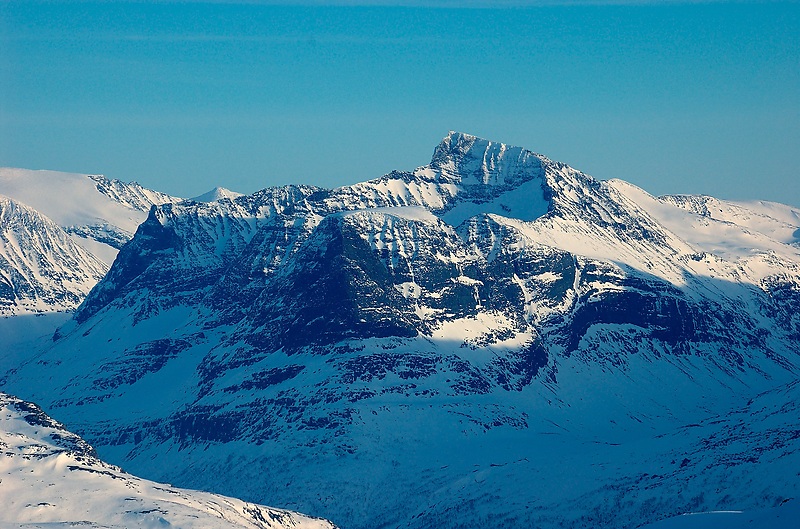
[
  {"left": 0, "top": 168, "right": 179, "bottom": 265},
  {"left": 0, "top": 392, "right": 337, "bottom": 529},
  {"left": 0, "top": 168, "right": 184, "bottom": 314},
  {"left": 638, "top": 500, "right": 800, "bottom": 529}
]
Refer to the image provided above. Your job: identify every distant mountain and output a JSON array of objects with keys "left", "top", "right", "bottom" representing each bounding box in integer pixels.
[
  {"left": 0, "top": 391, "right": 336, "bottom": 529},
  {"left": 3, "top": 132, "right": 799, "bottom": 529},
  {"left": 190, "top": 186, "right": 245, "bottom": 203},
  {"left": 0, "top": 196, "right": 107, "bottom": 315},
  {"left": 0, "top": 168, "right": 179, "bottom": 265},
  {"left": 0, "top": 168, "right": 252, "bottom": 314},
  {"left": 0, "top": 168, "right": 180, "bottom": 314}
]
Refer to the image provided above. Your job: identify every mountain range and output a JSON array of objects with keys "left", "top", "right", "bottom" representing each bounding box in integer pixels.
[
  {"left": 0, "top": 168, "right": 178, "bottom": 315},
  {"left": 1, "top": 132, "right": 799, "bottom": 528}
]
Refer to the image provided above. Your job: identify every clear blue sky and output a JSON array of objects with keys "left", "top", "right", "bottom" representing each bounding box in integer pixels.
[{"left": 1, "top": 1, "right": 798, "bottom": 206}]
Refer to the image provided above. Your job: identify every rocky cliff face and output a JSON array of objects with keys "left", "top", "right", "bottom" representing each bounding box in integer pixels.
[{"left": 5, "top": 132, "right": 800, "bottom": 529}]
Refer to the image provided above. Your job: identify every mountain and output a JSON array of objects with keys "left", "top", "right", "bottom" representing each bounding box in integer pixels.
[
  {"left": 0, "top": 168, "right": 180, "bottom": 315},
  {"left": 0, "top": 196, "right": 107, "bottom": 315},
  {"left": 0, "top": 167, "right": 179, "bottom": 265},
  {"left": 0, "top": 391, "right": 336, "bottom": 529},
  {"left": 3, "top": 132, "right": 800, "bottom": 529},
  {"left": 191, "top": 186, "right": 245, "bottom": 203}
]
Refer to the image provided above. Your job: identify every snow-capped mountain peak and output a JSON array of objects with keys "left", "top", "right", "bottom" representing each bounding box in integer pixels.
[
  {"left": 189, "top": 186, "right": 245, "bottom": 203},
  {"left": 428, "top": 130, "right": 544, "bottom": 188},
  {"left": 0, "top": 195, "right": 107, "bottom": 315},
  {"left": 3, "top": 132, "right": 799, "bottom": 529}
]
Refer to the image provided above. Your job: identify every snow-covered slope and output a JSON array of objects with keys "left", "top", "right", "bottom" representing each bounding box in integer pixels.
[
  {"left": 0, "top": 196, "right": 107, "bottom": 315},
  {"left": 0, "top": 392, "right": 337, "bottom": 529},
  {"left": 660, "top": 194, "right": 800, "bottom": 246},
  {"left": 0, "top": 168, "right": 180, "bottom": 314},
  {"left": 4, "top": 132, "right": 799, "bottom": 529},
  {"left": 0, "top": 168, "right": 178, "bottom": 265},
  {"left": 638, "top": 500, "right": 800, "bottom": 529}
]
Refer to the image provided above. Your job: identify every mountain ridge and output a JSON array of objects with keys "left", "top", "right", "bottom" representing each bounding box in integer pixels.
[
  {"left": 0, "top": 168, "right": 181, "bottom": 314},
  {"left": 2, "top": 131, "right": 799, "bottom": 529},
  {"left": 0, "top": 195, "right": 107, "bottom": 315},
  {"left": 0, "top": 167, "right": 179, "bottom": 265}
]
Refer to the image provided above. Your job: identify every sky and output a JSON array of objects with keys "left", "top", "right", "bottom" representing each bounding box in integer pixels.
[{"left": 1, "top": 1, "right": 798, "bottom": 206}]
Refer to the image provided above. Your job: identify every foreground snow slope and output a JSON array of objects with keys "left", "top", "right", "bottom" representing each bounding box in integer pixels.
[
  {"left": 4, "top": 132, "right": 799, "bottom": 529},
  {"left": 0, "top": 392, "right": 337, "bottom": 529},
  {"left": 637, "top": 500, "right": 800, "bottom": 529}
]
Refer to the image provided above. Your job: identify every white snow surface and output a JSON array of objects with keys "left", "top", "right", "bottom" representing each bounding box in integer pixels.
[
  {"left": 189, "top": 186, "right": 245, "bottom": 203},
  {"left": 0, "top": 392, "right": 337, "bottom": 529},
  {"left": 0, "top": 167, "right": 179, "bottom": 265},
  {"left": 638, "top": 500, "right": 800, "bottom": 529},
  {"left": 610, "top": 180, "right": 800, "bottom": 261},
  {"left": 663, "top": 194, "right": 800, "bottom": 245}
]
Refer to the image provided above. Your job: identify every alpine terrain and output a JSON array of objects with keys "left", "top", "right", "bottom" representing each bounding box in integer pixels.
[
  {"left": 2, "top": 132, "right": 799, "bottom": 528},
  {"left": 0, "top": 196, "right": 107, "bottom": 315},
  {"left": 0, "top": 168, "right": 179, "bottom": 315},
  {"left": 0, "top": 391, "right": 336, "bottom": 529}
]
